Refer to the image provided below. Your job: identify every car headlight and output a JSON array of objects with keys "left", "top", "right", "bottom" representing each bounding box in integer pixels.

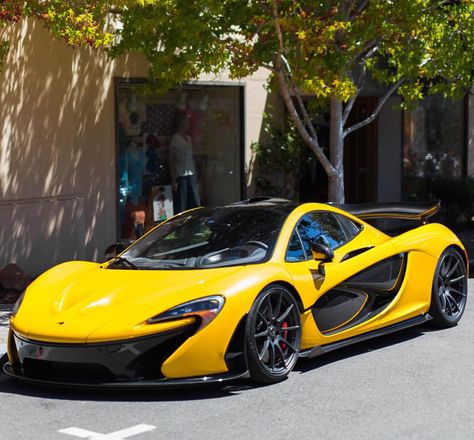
[
  {"left": 11, "top": 291, "right": 25, "bottom": 318},
  {"left": 146, "top": 296, "right": 225, "bottom": 330}
]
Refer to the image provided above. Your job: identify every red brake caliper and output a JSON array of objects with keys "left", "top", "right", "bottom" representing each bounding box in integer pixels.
[{"left": 280, "top": 322, "right": 288, "bottom": 350}]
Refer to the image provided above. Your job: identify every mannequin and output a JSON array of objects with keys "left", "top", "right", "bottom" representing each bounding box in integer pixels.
[
  {"left": 169, "top": 114, "right": 200, "bottom": 213},
  {"left": 119, "top": 94, "right": 146, "bottom": 137},
  {"left": 125, "top": 139, "right": 145, "bottom": 204},
  {"left": 131, "top": 210, "right": 145, "bottom": 239},
  {"left": 123, "top": 139, "right": 147, "bottom": 240}
]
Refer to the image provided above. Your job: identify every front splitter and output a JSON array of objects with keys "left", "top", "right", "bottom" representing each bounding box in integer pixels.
[{"left": 3, "top": 362, "right": 249, "bottom": 389}]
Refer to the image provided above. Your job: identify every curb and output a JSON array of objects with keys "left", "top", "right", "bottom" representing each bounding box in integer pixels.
[
  {"left": 0, "top": 307, "right": 10, "bottom": 363},
  {"left": 0, "top": 344, "right": 7, "bottom": 369}
]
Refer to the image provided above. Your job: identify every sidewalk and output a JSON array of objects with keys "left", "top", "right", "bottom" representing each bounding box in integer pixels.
[{"left": 0, "top": 306, "right": 11, "bottom": 360}]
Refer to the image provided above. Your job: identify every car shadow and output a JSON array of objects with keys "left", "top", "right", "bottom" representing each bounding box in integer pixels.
[
  {"left": 0, "top": 324, "right": 443, "bottom": 402},
  {"left": 294, "top": 325, "right": 429, "bottom": 373},
  {"left": 0, "top": 369, "right": 250, "bottom": 402}
]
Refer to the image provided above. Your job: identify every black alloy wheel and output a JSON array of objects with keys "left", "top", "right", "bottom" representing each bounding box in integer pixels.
[
  {"left": 429, "top": 247, "right": 468, "bottom": 327},
  {"left": 245, "top": 285, "right": 301, "bottom": 384}
]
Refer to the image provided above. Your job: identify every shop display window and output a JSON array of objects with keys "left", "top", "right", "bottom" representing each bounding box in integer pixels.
[
  {"left": 115, "top": 80, "right": 243, "bottom": 240},
  {"left": 403, "top": 95, "right": 465, "bottom": 200}
]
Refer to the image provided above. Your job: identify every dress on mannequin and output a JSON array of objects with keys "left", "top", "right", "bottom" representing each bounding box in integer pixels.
[
  {"left": 170, "top": 118, "right": 200, "bottom": 212},
  {"left": 126, "top": 141, "right": 145, "bottom": 203}
]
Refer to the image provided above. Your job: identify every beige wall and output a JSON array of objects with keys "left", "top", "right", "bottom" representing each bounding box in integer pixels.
[{"left": 0, "top": 19, "right": 272, "bottom": 276}]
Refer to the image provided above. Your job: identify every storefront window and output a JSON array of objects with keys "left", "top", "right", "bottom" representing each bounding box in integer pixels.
[
  {"left": 403, "top": 95, "right": 465, "bottom": 200},
  {"left": 115, "top": 81, "right": 243, "bottom": 240}
]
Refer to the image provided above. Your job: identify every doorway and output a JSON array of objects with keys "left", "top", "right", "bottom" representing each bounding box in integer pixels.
[{"left": 344, "top": 97, "right": 378, "bottom": 203}]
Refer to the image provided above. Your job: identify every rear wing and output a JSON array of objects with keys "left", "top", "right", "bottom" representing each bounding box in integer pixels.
[{"left": 331, "top": 200, "right": 441, "bottom": 224}]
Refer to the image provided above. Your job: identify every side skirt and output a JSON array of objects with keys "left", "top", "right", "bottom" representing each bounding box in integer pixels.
[{"left": 299, "top": 314, "right": 432, "bottom": 359}]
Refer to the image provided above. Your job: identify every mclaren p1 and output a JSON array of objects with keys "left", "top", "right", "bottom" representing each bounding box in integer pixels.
[{"left": 4, "top": 197, "right": 468, "bottom": 387}]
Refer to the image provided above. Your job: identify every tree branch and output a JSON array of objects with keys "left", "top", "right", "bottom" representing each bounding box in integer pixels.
[
  {"left": 280, "top": 55, "right": 319, "bottom": 140},
  {"left": 342, "top": 0, "right": 358, "bottom": 19},
  {"left": 350, "top": 0, "right": 369, "bottom": 20},
  {"left": 343, "top": 42, "right": 378, "bottom": 125},
  {"left": 290, "top": 82, "right": 319, "bottom": 140},
  {"left": 342, "top": 66, "right": 367, "bottom": 125},
  {"left": 271, "top": 0, "right": 337, "bottom": 178},
  {"left": 108, "top": 8, "right": 123, "bottom": 15},
  {"left": 350, "top": 40, "right": 378, "bottom": 67},
  {"left": 342, "top": 88, "right": 360, "bottom": 127},
  {"left": 261, "top": 62, "right": 276, "bottom": 72},
  {"left": 422, "top": 0, "right": 454, "bottom": 12},
  {"left": 343, "top": 79, "right": 403, "bottom": 138}
]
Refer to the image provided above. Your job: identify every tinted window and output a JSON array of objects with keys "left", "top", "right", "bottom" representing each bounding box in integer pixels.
[
  {"left": 286, "top": 230, "right": 305, "bottom": 262},
  {"left": 286, "top": 211, "right": 350, "bottom": 262},
  {"left": 335, "top": 213, "right": 362, "bottom": 240},
  {"left": 114, "top": 206, "right": 291, "bottom": 270}
]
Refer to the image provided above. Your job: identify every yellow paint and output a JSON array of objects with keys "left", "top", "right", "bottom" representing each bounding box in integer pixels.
[{"left": 9, "top": 203, "right": 466, "bottom": 379}]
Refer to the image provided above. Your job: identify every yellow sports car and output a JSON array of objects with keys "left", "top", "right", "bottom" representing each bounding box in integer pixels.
[{"left": 4, "top": 197, "right": 468, "bottom": 387}]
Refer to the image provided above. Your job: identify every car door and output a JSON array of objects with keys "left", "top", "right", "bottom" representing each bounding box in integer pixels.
[{"left": 284, "top": 210, "right": 403, "bottom": 349}]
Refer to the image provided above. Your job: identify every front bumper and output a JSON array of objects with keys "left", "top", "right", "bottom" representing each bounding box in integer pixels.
[
  {"left": 5, "top": 327, "right": 247, "bottom": 388},
  {"left": 3, "top": 362, "right": 248, "bottom": 389}
]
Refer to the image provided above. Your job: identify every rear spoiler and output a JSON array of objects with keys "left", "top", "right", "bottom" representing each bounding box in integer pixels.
[{"left": 331, "top": 200, "right": 441, "bottom": 224}]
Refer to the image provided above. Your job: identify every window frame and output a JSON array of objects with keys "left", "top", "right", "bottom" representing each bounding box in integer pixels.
[{"left": 113, "top": 78, "right": 247, "bottom": 241}]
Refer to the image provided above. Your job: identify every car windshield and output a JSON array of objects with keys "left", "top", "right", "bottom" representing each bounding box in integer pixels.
[{"left": 110, "top": 206, "right": 292, "bottom": 270}]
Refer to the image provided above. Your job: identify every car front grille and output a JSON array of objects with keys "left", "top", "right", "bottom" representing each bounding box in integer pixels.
[{"left": 10, "top": 323, "right": 197, "bottom": 384}]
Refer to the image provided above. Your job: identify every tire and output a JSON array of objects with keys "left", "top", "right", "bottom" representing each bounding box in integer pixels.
[
  {"left": 429, "top": 247, "right": 468, "bottom": 328},
  {"left": 245, "top": 284, "right": 301, "bottom": 384}
]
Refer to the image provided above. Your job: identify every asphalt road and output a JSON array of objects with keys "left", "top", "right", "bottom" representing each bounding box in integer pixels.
[{"left": 0, "top": 282, "right": 473, "bottom": 440}]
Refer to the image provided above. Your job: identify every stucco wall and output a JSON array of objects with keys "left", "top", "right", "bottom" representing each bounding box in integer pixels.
[{"left": 0, "top": 19, "right": 272, "bottom": 276}]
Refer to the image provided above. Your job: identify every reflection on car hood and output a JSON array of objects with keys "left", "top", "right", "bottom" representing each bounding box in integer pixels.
[{"left": 12, "top": 261, "right": 246, "bottom": 343}]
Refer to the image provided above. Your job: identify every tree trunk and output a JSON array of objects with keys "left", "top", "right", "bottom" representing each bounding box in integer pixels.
[{"left": 328, "top": 96, "right": 345, "bottom": 203}]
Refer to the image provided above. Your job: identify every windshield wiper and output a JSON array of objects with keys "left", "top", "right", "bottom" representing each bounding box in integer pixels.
[{"left": 108, "top": 256, "right": 139, "bottom": 269}]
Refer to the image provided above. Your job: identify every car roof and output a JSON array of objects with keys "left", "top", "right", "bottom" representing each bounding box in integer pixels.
[{"left": 226, "top": 196, "right": 299, "bottom": 211}]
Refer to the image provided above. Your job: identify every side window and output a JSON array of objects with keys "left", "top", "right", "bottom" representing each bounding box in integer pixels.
[
  {"left": 297, "top": 211, "right": 347, "bottom": 257},
  {"left": 286, "top": 230, "right": 305, "bottom": 262},
  {"left": 334, "top": 213, "right": 362, "bottom": 240},
  {"left": 285, "top": 211, "right": 360, "bottom": 262}
]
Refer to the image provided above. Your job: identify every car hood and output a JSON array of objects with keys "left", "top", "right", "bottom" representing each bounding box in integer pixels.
[{"left": 12, "top": 261, "right": 247, "bottom": 343}]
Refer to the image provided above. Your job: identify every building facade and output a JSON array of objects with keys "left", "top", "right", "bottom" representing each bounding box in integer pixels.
[{"left": 1, "top": 19, "right": 473, "bottom": 276}]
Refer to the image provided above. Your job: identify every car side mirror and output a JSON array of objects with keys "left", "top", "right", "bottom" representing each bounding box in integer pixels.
[
  {"left": 104, "top": 240, "right": 134, "bottom": 261},
  {"left": 311, "top": 242, "right": 334, "bottom": 262},
  {"left": 311, "top": 242, "right": 333, "bottom": 276}
]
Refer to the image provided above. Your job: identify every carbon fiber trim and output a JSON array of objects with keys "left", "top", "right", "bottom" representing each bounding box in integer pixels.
[
  {"left": 7, "top": 324, "right": 198, "bottom": 385},
  {"left": 3, "top": 362, "right": 249, "bottom": 389}
]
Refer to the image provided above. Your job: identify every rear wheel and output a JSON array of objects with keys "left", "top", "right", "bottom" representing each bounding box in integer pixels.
[
  {"left": 429, "top": 247, "right": 467, "bottom": 327},
  {"left": 245, "top": 285, "right": 301, "bottom": 384}
]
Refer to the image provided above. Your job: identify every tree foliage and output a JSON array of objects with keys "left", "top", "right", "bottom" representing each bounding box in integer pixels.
[
  {"left": 104, "top": 1, "right": 474, "bottom": 98},
  {"left": 2, "top": 1, "right": 474, "bottom": 201},
  {"left": 251, "top": 115, "right": 312, "bottom": 200},
  {"left": 1, "top": 1, "right": 112, "bottom": 47}
]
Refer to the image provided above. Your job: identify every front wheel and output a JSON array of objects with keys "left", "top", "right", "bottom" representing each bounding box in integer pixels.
[
  {"left": 429, "top": 247, "right": 468, "bottom": 327},
  {"left": 245, "top": 285, "right": 301, "bottom": 384}
]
